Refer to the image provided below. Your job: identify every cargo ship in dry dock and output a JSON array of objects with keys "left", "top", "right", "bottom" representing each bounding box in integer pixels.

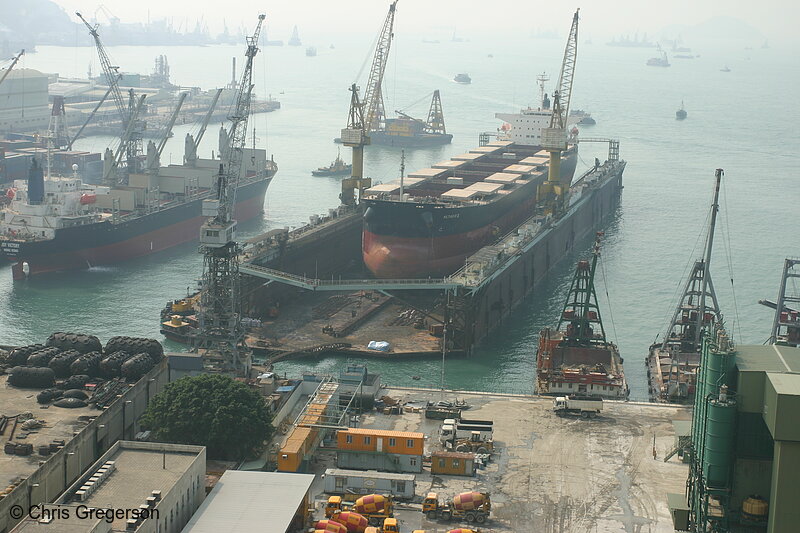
[
  {"left": 362, "top": 96, "right": 577, "bottom": 278},
  {"left": 646, "top": 169, "right": 724, "bottom": 403},
  {"left": 0, "top": 129, "right": 276, "bottom": 279},
  {"left": 535, "top": 233, "right": 628, "bottom": 399}
]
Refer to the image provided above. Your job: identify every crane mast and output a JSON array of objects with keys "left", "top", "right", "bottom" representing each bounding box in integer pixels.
[
  {"left": 540, "top": 8, "right": 579, "bottom": 214},
  {"left": 194, "top": 14, "right": 265, "bottom": 376},
  {"left": 340, "top": 1, "right": 398, "bottom": 205},
  {"left": 77, "top": 11, "right": 144, "bottom": 181},
  {"left": 362, "top": 1, "right": 398, "bottom": 134}
]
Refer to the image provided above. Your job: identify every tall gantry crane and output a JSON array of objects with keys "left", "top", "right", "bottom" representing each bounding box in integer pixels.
[
  {"left": 77, "top": 11, "right": 143, "bottom": 182},
  {"left": 194, "top": 14, "right": 265, "bottom": 376},
  {"left": 340, "top": 1, "right": 398, "bottom": 205},
  {"left": 540, "top": 8, "right": 579, "bottom": 213}
]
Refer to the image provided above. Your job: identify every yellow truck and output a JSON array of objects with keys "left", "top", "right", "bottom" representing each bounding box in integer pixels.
[
  {"left": 326, "top": 494, "right": 394, "bottom": 526},
  {"left": 423, "top": 491, "right": 491, "bottom": 524}
]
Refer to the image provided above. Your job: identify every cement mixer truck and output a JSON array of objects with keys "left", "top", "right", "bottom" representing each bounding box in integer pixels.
[
  {"left": 363, "top": 518, "right": 400, "bottom": 533},
  {"left": 422, "top": 491, "right": 491, "bottom": 523},
  {"left": 326, "top": 494, "right": 394, "bottom": 526}
]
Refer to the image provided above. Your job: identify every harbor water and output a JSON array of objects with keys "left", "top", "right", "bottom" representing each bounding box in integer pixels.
[{"left": 2, "top": 33, "right": 797, "bottom": 400}]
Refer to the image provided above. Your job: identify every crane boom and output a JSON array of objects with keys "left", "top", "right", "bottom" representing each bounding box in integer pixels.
[
  {"left": 195, "top": 88, "right": 223, "bottom": 149},
  {"left": 0, "top": 49, "right": 24, "bottom": 87},
  {"left": 340, "top": 1, "right": 398, "bottom": 205},
  {"left": 539, "top": 8, "right": 580, "bottom": 214},
  {"left": 68, "top": 80, "right": 116, "bottom": 150},
  {"left": 363, "top": 1, "right": 398, "bottom": 134},
  {"left": 102, "top": 94, "right": 146, "bottom": 184},
  {"left": 76, "top": 12, "right": 127, "bottom": 124},
  {"left": 550, "top": 9, "right": 580, "bottom": 130},
  {"left": 156, "top": 91, "right": 188, "bottom": 156}
]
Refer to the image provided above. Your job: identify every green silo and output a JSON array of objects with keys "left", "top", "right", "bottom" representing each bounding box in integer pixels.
[{"left": 702, "top": 395, "right": 737, "bottom": 488}]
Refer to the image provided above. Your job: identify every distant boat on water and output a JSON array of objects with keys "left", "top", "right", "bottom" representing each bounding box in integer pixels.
[
  {"left": 676, "top": 101, "right": 687, "bottom": 120},
  {"left": 454, "top": 73, "right": 471, "bottom": 84},
  {"left": 647, "top": 47, "right": 670, "bottom": 67},
  {"left": 306, "top": 46, "right": 317, "bottom": 57},
  {"left": 288, "top": 26, "right": 301, "bottom": 46},
  {"left": 720, "top": 65, "right": 731, "bottom": 72}
]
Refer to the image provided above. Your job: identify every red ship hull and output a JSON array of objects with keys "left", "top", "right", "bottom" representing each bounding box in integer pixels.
[{"left": 8, "top": 178, "right": 268, "bottom": 280}]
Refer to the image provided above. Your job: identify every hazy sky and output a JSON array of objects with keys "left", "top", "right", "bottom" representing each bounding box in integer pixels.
[{"left": 51, "top": 0, "right": 795, "bottom": 43}]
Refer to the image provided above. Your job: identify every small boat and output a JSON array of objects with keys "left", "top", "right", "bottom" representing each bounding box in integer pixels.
[
  {"left": 720, "top": 65, "right": 731, "bottom": 72},
  {"left": 305, "top": 46, "right": 316, "bottom": 57},
  {"left": 453, "top": 73, "right": 471, "bottom": 84},
  {"left": 676, "top": 101, "right": 687, "bottom": 120},
  {"left": 570, "top": 109, "right": 596, "bottom": 125},
  {"left": 312, "top": 150, "right": 351, "bottom": 176},
  {"left": 647, "top": 49, "right": 670, "bottom": 67}
]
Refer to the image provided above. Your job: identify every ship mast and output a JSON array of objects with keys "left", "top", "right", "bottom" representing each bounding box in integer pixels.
[{"left": 660, "top": 169, "right": 723, "bottom": 352}]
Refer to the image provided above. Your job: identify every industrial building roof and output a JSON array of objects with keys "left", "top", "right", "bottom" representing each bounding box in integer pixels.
[
  {"left": 183, "top": 470, "right": 315, "bottom": 533},
  {"left": 325, "top": 468, "right": 416, "bottom": 481},
  {"left": 734, "top": 344, "right": 800, "bottom": 373},
  {"left": 341, "top": 428, "right": 424, "bottom": 439}
]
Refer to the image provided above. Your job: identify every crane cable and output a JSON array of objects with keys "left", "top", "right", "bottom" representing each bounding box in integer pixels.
[
  {"left": 598, "top": 252, "right": 619, "bottom": 346},
  {"left": 654, "top": 206, "right": 712, "bottom": 344},
  {"left": 720, "top": 176, "right": 742, "bottom": 343}
]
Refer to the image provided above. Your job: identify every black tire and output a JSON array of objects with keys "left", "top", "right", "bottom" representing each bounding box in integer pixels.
[
  {"left": 466, "top": 512, "right": 476, "bottom": 523},
  {"left": 475, "top": 513, "right": 487, "bottom": 524},
  {"left": 441, "top": 510, "right": 452, "bottom": 521},
  {"left": 427, "top": 511, "right": 438, "bottom": 520}
]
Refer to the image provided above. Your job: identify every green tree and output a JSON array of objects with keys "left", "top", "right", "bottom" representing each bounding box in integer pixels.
[{"left": 140, "top": 374, "right": 274, "bottom": 460}]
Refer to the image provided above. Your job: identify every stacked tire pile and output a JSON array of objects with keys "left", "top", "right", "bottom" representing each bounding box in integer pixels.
[{"left": 5, "top": 333, "right": 164, "bottom": 404}]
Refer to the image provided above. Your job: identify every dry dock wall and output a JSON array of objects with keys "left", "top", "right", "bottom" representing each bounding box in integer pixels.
[{"left": 454, "top": 165, "right": 624, "bottom": 352}]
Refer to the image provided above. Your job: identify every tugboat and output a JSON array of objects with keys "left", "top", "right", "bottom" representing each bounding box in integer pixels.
[
  {"left": 453, "top": 73, "right": 471, "bottom": 84},
  {"left": 535, "top": 233, "right": 629, "bottom": 399},
  {"left": 676, "top": 101, "right": 687, "bottom": 120},
  {"left": 312, "top": 149, "right": 352, "bottom": 176},
  {"left": 646, "top": 169, "right": 725, "bottom": 403},
  {"left": 305, "top": 46, "right": 317, "bottom": 57}
]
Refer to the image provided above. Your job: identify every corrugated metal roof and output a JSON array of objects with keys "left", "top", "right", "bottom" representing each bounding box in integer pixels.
[
  {"left": 183, "top": 470, "right": 315, "bottom": 533},
  {"left": 325, "top": 468, "right": 416, "bottom": 481},
  {"left": 341, "top": 428, "right": 424, "bottom": 439},
  {"left": 431, "top": 451, "right": 475, "bottom": 459},
  {"left": 735, "top": 345, "right": 800, "bottom": 373}
]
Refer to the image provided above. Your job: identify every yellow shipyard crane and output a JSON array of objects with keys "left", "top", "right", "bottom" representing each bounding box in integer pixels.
[
  {"left": 340, "top": 1, "right": 398, "bottom": 205},
  {"left": 540, "top": 8, "right": 579, "bottom": 214}
]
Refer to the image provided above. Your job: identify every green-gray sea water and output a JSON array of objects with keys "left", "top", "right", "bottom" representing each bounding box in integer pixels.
[{"left": 2, "top": 33, "right": 797, "bottom": 400}]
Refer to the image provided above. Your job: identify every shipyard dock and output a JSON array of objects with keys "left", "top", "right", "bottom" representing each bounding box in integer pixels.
[
  {"left": 302, "top": 387, "right": 691, "bottom": 533},
  {"left": 230, "top": 139, "right": 625, "bottom": 361}
]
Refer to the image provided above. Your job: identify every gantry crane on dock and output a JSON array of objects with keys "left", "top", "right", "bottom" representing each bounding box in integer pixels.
[
  {"left": 539, "top": 8, "right": 580, "bottom": 214},
  {"left": 77, "top": 11, "right": 145, "bottom": 183},
  {"left": 194, "top": 14, "right": 265, "bottom": 376},
  {"left": 340, "top": 1, "right": 398, "bottom": 205}
]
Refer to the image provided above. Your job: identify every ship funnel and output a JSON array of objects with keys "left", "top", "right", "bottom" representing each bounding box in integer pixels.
[{"left": 28, "top": 158, "right": 44, "bottom": 205}]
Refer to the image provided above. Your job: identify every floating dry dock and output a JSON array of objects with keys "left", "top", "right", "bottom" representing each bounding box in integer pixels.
[{"left": 235, "top": 140, "right": 625, "bottom": 360}]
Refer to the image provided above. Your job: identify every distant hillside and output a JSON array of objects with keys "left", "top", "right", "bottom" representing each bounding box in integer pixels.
[{"left": 0, "top": 0, "right": 76, "bottom": 47}]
